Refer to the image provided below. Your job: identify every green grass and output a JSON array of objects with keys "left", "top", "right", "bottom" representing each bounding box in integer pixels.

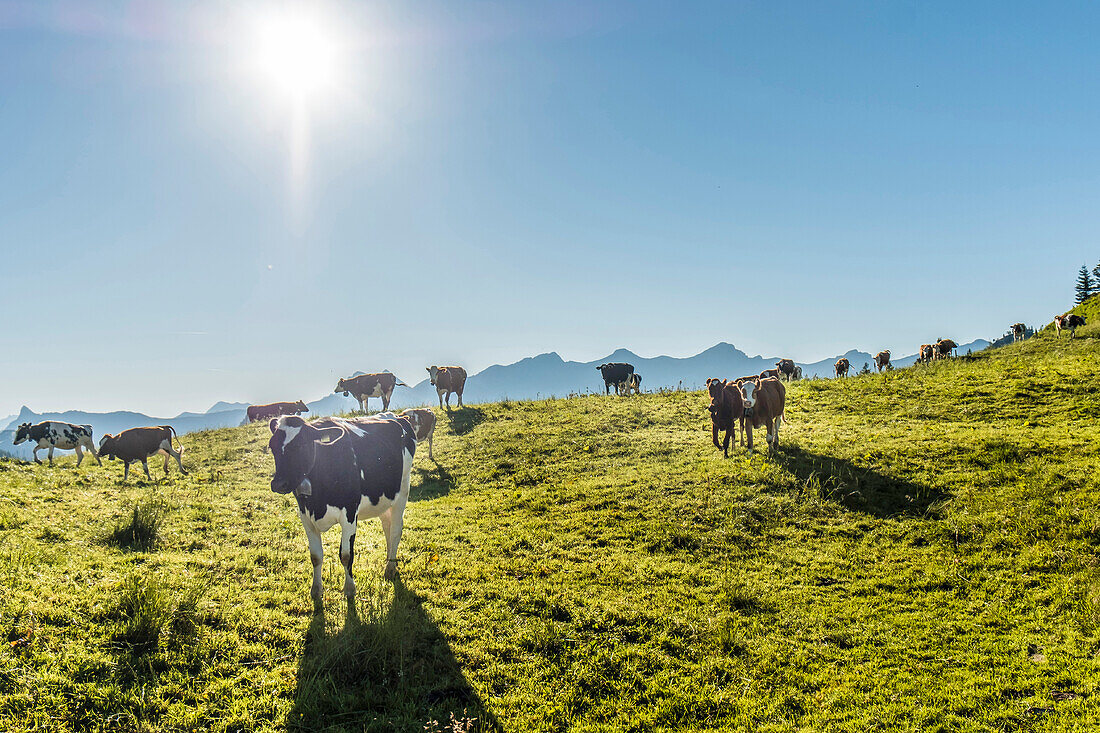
[{"left": 1, "top": 324, "right": 1099, "bottom": 731}]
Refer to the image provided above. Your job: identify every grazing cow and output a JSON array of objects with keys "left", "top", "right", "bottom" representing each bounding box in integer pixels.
[
  {"left": 737, "top": 378, "right": 786, "bottom": 452},
  {"left": 426, "top": 366, "right": 467, "bottom": 409},
  {"left": 792, "top": 365, "right": 803, "bottom": 381},
  {"left": 775, "top": 359, "right": 797, "bottom": 382},
  {"left": 335, "top": 372, "right": 406, "bottom": 413},
  {"left": 268, "top": 414, "right": 416, "bottom": 608},
  {"left": 834, "top": 358, "right": 850, "bottom": 378},
  {"left": 1055, "top": 314, "right": 1086, "bottom": 338},
  {"left": 935, "top": 338, "right": 958, "bottom": 359},
  {"left": 706, "top": 378, "right": 744, "bottom": 457},
  {"left": 874, "top": 350, "right": 891, "bottom": 372},
  {"left": 13, "top": 421, "right": 101, "bottom": 466},
  {"left": 759, "top": 369, "right": 781, "bottom": 381},
  {"left": 98, "top": 426, "right": 186, "bottom": 480},
  {"left": 247, "top": 400, "right": 308, "bottom": 423},
  {"left": 597, "top": 363, "right": 635, "bottom": 395},
  {"left": 1011, "top": 323, "right": 1026, "bottom": 343},
  {"left": 918, "top": 344, "right": 934, "bottom": 364},
  {"left": 617, "top": 373, "right": 642, "bottom": 396},
  {"left": 399, "top": 408, "right": 437, "bottom": 460}
]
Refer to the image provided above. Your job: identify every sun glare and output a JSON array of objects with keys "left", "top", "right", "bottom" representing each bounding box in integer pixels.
[{"left": 251, "top": 6, "right": 342, "bottom": 103}]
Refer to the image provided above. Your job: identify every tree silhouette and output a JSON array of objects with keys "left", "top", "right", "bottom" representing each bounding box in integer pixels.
[{"left": 1076, "top": 264, "right": 1095, "bottom": 304}]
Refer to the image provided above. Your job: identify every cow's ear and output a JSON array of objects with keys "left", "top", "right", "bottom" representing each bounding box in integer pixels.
[
  {"left": 268, "top": 418, "right": 279, "bottom": 434},
  {"left": 721, "top": 379, "right": 727, "bottom": 386}
]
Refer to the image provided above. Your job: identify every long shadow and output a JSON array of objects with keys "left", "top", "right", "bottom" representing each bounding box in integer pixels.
[
  {"left": 411, "top": 461, "right": 456, "bottom": 502},
  {"left": 287, "top": 577, "right": 501, "bottom": 732},
  {"left": 446, "top": 407, "right": 485, "bottom": 437},
  {"left": 777, "top": 445, "right": 946, "bottom": 519}
]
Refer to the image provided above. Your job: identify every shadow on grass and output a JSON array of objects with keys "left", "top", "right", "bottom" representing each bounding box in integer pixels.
[
  {"left": 778, "top": 445, "right": 945, "bottom": 518},
  {"left": 287, "top": 577, "right": 500, "bottom": 732},
  {"left": 411, "top": 462, "right": 456, "bottom": 502},
  {"left": 446, "top": 407, "right": 485, "bottom": 437}
]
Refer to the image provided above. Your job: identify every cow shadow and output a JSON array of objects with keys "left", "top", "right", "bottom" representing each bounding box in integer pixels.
[
  {"left": 776, "top": 445, "right": 945, "bottom": 518},
  {"left": 287, "top": 577, "right": 501, "bottom": 732},
  {"left": 411, "top": 462, "right": 456, "bottom": 502},
  {"left": 446, "top": 407, "right": 485, "bottom": 437}
]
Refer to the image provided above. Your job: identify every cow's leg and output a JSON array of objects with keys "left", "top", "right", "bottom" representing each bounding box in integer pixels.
[
  {"left": 721, "top": 424, "right": 731, "bottom": 458},
  {"left": 437, "top": 390, "right": 444, "bottom": 409},
  {"left": 74, "top": 444, "right": 84, "bottom": 467},
  {"left": 457, "top": 389, "right": 463, "bottom": 407},
  {"left": 32, "top": 445, "right": 42, "bottom": 464},
  {"left": 48, "top": 445, "right": 55, "bottom": 466},
  {"left": 427, "top": 431, "right": 434, "bottom": 461},
  {"left": 301, "top": 516, "right": 325, "bottom": 609},
  {"left": 382, "top": 391, "right": 391, "bottom": 411},
  {"left": 381, "top": 453, "right": 412, "bottom": 581},
  {"left": 141, "top": 458, "right": 151, "bottom": 479},
  {"left": 340, "top": 519, "right": 357, "bottom": 602},
  {"left": 712, "top": 422, "right": 721, "bottom": 451},
  {"left": 90, "top": 441, "right": 101, "bottom": 466},
  {"left": 445, "top": 390, "right": 451, "bottom": 409},
  {"left": 123, "top": 461, "right": 131, "bottom": 481},
  {"left": 162, "top": 442, "right": 186, "bottom": 475}
]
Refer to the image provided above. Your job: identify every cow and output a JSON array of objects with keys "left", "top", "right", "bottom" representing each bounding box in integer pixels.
[
  {"left": 617, "top": 373, "right": 642, "bottom": 396},
  {"left": 874, "top": 350, "right": 891, "bottom": 372},
  {"left": 247, "top": 400, "right": 309, "bottom": 423},
  {"left": 706, "top": 378, "right": 743, "bottom": 457},
  {"left": 792, "top": 365, "right": 803, "bottom": 381},
  {"left": 596, "top": 363, "right": 635, "bottom": 395},
  {"left": 737, "top": 377, "right": 786, "bottom": 452},
  {"left": 399, "top": 408, "right": 437, "bottom": 461},
  {"left": 98, "top": 426, "right": 186, "bottom": 480},
  {"left": 426, "top": 366, "right": 467, "bottom": 409},
  {"left": 918, "top": 344, "right": 934, "bottom": 364},
  {"left": 268, "top": 414, "right": 416, "bottom": 609},
  {"left": 935, "top": 338, "right": 957, "bottom": 359},
  {"left": 759, "top": 369, "right": 781, "bottom": 381},
  {"left": 775, "top": 359, "right": 797, "bottom": 382},
  {"left": 1055, "top": 314, "right": 1086, "bottom": 338},
  {"left": 1011, "top": 323, "right": 1026, "bottom": 343},
  {"left": 834, "top": 358, "right": 850, "bottom": 378},
  {"left": 335, "top": 372, "right": 406, "bottom": 413},
  {"left": 13, "top": 421, "right": 101, "bottom": 466}
]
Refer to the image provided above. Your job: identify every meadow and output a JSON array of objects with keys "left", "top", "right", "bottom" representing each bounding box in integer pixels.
[{"left": 1, "top": 304, "right": 1099, "bottom": 732}]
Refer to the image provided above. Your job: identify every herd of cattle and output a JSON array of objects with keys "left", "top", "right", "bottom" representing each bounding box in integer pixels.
[{"left": 8, "top": 312, "right": 1089, "bottom": 607}]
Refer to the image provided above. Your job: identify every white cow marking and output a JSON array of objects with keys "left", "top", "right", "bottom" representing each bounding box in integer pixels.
[{"left": 282, "top": 424, "right": 303, "bottom": 447}]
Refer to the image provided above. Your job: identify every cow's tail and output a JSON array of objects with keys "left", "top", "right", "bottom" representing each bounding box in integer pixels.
[
  {"left": 164, "top": 425, "right": 185, "bottom": 456},
  {"left": 396, "top": 381, "right": 409, "bottom": 388}
]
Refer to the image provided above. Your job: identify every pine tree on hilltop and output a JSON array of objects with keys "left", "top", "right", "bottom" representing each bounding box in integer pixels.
[
  {"left": 1093, "top": 261, "right": 1100, "bottom": 289},
  {"left": 1076, "top": 265, "right": 1095, "bottom": 304}
]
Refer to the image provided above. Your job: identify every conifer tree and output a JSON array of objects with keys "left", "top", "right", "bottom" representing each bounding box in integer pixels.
[{"left": 1076, "top": 265, "right": 1095, "bottom": 304}]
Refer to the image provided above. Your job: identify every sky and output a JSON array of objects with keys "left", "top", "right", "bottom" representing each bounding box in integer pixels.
[{"left": 2, "top": 0, "right": 1099, "bottom": 417}]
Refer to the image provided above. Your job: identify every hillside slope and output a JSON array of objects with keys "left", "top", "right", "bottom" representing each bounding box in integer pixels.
[{"left": 0, "top": 330, "right": 1098, "bottom": 731}]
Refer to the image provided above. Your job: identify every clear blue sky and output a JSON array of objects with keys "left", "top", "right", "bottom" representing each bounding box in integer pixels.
[{"left": 2, "top": 0, "right": 1097, "bottom": 417}]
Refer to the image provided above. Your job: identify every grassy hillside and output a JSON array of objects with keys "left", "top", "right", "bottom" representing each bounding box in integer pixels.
[{"left": 1, "top": 328, "right": 1099, "bottom": 731}]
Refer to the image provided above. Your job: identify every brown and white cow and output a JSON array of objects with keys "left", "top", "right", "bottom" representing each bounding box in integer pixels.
[
  {"left": 399, "top": 408, "right": 437, "bottom": 460},
  {"left": 426, "top": 366, "right": 467, "bottom": 409},
  {"left": 268, "top": 414, "right": 416, "bottom": 609},
  {"left": 98, "top": 426, "right": 186, "bottom": 480},
  {"left": 737, "top": 377, "right": 786, "bottom": 452},
  {"left": 1055, "top": 314, "right": 1086, "bottom": 338},
  {"left": 335, "top": 372, "right": 406, "bottom": 413},
  {"left": 1011, "top": 323, "right": 1027, "bottom": 343},
  {"left": 918, "top": 344, "right": 934, "bottom": 364},
  {"left": 934, "top": 338, "right": 957, "bottom": 359},
  {"left": 834, "top": 358, "right": 850, "bottom": 378},
  {"left": 247, "top": 400, "right": 309, "bottom": 423},
  {"left": 775, "top": 359, "right": 797, "bottom": 382},
  {"left": 706, "top": 378, "right": 744, "bottom": 457},
  {"left": 874, "top": 350, "right": 891, "bottom": 372},
  {"left": 759, "top": 368, "right": 781, "bottom": 381}
]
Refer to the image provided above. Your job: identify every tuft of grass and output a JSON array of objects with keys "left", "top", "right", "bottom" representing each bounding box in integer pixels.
[
  {"left": 104, "top": 498, "right": 170, "bottom": 551},
  {"left": 110, "top": 573, "right": 204, "bottom": 655}
]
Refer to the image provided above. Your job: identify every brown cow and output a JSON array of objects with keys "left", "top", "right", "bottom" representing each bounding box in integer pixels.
[
  {"left": 426, "top": 366, "right": 467, "bottom": 409},
  {"left": 98, "top": 426, "right": 186, "bottom": 480},
  {"left": 775, "top": 359, "right": 796, "bottom": 382},
  {"left": 874, "top": 350, "right": 891, "bottom": 372},
  {"left": 1011, "top": 323, "right": 1026, "bottom": 343},
  {"left": 834, "top": 358, "right": 850, "bottom": 378},
  {"left": 247, "top": 400, "right": 308, "bottom": 423},
  {"left": 737, "top": 377, "right": 786, "bottom": 452},
  {"left": 1055, "top": 314, "right": 1086, "bottom": 338},
  {"left": 335, "top": 372, "right": 406, "bottom": 413},
  {"left": 706, "top": 378, "right": 744, "bottom": 457},
  {"left": 399, "top": 408, "right": 437, "bottom": 460},
  {"left": 759, "top": 369, "right": 781, "bottom": 381},
  {"left": 934, "top": 338, "right": 957, "bottom": 359},
  {"left": 918, "top": 344, "right": 934, "bottom": 364}
]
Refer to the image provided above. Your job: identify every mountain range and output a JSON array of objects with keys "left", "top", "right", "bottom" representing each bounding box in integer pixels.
[{"left": 0, "top": 339, "right": 989, "bottom": 460}]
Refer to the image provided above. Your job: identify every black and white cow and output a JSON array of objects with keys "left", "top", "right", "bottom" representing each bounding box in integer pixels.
[
  {"left": 268, "top": 414, "right": 416, "bottom": 610},
  {"left": 597, "top": 363, "right": 635, "bottom": 395},
  {"left": 13, "top": 421, "right": 101, "bottom": 466}
]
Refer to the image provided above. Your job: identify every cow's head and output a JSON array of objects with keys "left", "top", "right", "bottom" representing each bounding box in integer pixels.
[
  {"left": 12, "top": 423, "right": 32, "bottom": 445},
  {"left": 739, "top": 380, "right": 758, "bottom": 416},
  {"left": 427, "top": 366, "right": 440, "bottom": 385},
  {"left": 98, "top": 434, "right": 117, "bottom": 459},
  {"left": 334, "top": 378, "right": 350, "bottom": 397},
  {"left": 268, "top": 416, "right": 345, "bottom": 495},
  {"left": 295, "top": 400, "right": 309, "bottom": 413}
]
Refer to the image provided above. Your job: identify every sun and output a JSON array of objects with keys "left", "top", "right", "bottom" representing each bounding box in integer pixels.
[{"left": 250, "top": 6, "right": 342, "bottom": 103}]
